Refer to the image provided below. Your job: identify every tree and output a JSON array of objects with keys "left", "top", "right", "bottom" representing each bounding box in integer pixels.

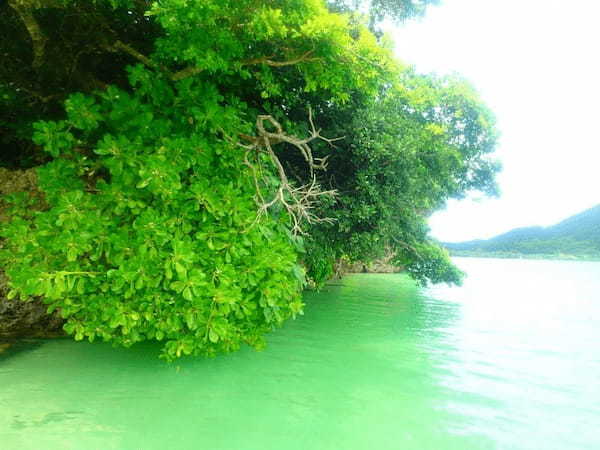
[
  {"left": 262, "top": 70, "right": 499, "bottom": 285},
  {"left": 1, "top": 0, "right": 499, "bottom": 359},
  {"left": 1, "top": 0, "right": 160, "bottom": 167},
  {"left": 328, "top": 0, "right": 440, "bottom": 28}
]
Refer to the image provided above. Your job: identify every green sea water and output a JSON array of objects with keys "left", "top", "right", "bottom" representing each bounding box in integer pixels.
[{"left": 1, "top": 257, "right": 599, "bottom": 449}]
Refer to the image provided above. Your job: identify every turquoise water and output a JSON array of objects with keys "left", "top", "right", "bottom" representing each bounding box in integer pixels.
[{"left": 1, "top": 257, "right": 600, "bottom": 449}]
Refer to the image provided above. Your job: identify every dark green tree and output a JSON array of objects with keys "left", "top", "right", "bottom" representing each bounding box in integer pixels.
[{"left": 328, "top": 0, "right": 440, "bottom": 30}]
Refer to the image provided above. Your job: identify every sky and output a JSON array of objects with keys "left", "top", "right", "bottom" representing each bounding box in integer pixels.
[{"left": 389, "top": 0, "right": 600, "bottom": 242}]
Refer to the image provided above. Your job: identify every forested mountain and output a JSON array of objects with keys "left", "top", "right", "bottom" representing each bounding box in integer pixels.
[{"left": 444, "top": 205, "right": 600, "bottom": 258}]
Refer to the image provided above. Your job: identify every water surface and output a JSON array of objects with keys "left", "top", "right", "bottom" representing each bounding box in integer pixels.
[{"left": 1, "top": 258, "right": 599, "bottom": 449}]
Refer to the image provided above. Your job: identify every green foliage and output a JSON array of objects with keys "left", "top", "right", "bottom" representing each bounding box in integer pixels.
[
  {"left": 1, "top": 77, "right": 306, "bottom": 360},
  {"left": 396, "top": 242, "right": 462, "bottom": 285},
  {"left": 271, "top": 71, "right": 499, "bottom": 285},
  {"left": 0, "top": 0, "right": 158, "bottom": 167},
  {"left": 328, "top": 0, "right": 440, "bottom": 28},
  {"left": 1, "top": 0, "right": 500, "bottom": 358}
]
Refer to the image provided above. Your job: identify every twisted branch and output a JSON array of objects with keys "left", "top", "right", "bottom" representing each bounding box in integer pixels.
[{"left": 239, "top": 109, "right": 342, "bottom": 235}]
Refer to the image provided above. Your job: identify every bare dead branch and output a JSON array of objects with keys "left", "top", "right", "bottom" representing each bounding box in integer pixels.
[
  {"left": 238, "top": 109, "right": 342, "bottom": 234},
  {"left": 254, "top": 110, "right": 343, "bottom": 172}
]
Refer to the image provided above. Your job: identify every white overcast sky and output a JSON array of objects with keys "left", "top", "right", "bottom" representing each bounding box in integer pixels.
[{"left": 389, "top": 0, "right": 600, "bottom": 242}]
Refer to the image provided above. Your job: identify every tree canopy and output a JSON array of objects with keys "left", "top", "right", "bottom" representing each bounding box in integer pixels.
[
  {"left": 1, "top": 0, "right": 499, "bottom": 359},
  {"left": 328, "top": 0, "right": 440, "bottom": 27}
]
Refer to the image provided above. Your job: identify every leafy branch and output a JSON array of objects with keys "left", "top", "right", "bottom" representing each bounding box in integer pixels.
[{"left": 106, "top": 39, "right": 318, "bottom": 82}]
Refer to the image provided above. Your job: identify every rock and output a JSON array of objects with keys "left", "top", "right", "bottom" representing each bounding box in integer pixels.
[
  {"left": 0, "top": 167, "right": 65, "bottom": 338},
  {"left": 334, "top": 253, "right": 403, "bottom": 277},
  {"left": 0, "top": 280, "right": 64, "bottom": 338}
]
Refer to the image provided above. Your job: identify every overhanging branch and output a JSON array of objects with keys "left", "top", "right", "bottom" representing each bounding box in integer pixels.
[
  {"left": 111, "top": 40, "right": 157, "bottom": 70},
  {"left": 242, "top": 49, "right": 317, "bottom": 68},
  {"left": 172, "top": 49, "right": 317, "bottom": 82}
]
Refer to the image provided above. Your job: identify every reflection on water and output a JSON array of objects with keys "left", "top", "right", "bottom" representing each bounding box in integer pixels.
[
  {"left": 11, "top": 411, "right": 85, "bottom": 430},
  {"left": 1, "top": 258, "right": 599, "bottom": 449},
  {"left": 0, "top": 339, "right": 46, "bottom": 361}
]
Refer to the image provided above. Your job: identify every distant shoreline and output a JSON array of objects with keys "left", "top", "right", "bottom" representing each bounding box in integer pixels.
[{"left": 449, "top": 251, "right": 600, "bottom": 262}]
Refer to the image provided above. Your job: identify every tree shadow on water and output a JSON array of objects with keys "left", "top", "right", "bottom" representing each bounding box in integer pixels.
[{"left": 0, "top": 338, "right": 47, "bottom": 362}]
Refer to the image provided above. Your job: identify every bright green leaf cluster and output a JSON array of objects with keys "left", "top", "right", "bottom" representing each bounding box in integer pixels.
[{"left": 2, "top": 78, "right": 305, "bottom": 360}]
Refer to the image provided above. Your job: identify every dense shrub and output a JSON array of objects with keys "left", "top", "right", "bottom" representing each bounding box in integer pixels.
[{"left": 1, "top": 81, "right": 306, "bottom": 359}]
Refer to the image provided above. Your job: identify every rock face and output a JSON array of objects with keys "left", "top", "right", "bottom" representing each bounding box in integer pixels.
[
  {"left": 334, "top": 253, "right": 403, "bottom": 277},
  {"left": 0, "top": 273, "right": 64, "bottom": 338},
  {"left": 0, "top": 168, "right": 64, "bottom": 338}
]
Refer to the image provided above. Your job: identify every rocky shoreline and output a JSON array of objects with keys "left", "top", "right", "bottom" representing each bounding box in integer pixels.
[
  {"left": 1, "top": 168, "right": 65, "bottom": 340},
  {"left": 1, "top": 270, "right": 64, "bottom": 340},
  {"left": 334, "top": 254, "right": 403, "bottom": 277}
]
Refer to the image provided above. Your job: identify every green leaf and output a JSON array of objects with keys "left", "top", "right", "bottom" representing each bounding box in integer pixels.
[
  {"left": 170, "top": 281, "right": 185, "bottom": 292},
  {"left": 55, "top": 274, "right": 66, "bottom": 293},
  {"left": 185, "top": 311, "right": 196, "bottom": 330},
  {"left": 208, "top": 328, "right": 219, "bottom": 343},
  {"left": 76, "top": 278, "right": 86, "bottom": 294},
  {"left": 63, "top": 322, "right": 75, "bottom": 334},
  {"left": 175, "top": 261, "right": 187, "bottom": 278},
  {"left": 67, "top": 247, "right": 77, "bottom": 262}
]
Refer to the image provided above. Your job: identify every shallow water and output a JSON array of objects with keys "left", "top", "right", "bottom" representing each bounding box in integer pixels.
[{"left": 1, "top": 258, "right": 599, "bottom": 449}]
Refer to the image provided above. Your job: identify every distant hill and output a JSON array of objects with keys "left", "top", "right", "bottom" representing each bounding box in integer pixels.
[{"left": 443, "top": 204, "right": 600, "bottom": 259}]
